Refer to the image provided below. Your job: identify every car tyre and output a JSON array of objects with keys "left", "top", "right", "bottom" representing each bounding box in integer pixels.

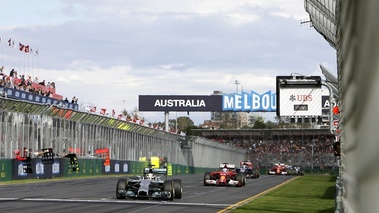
[
  {"left": 173, "top": 179, "right": 183, "bottom": 199},
  {"left": 163, "top": 180, "right": 175, "bottom": 201},
  {"left": 116, "top": 178, "right": 128, "bottom": 199},
  {"left": 203, "top": 172, "right": 211, "bottom": 186},
  {"left": 236, "top": 173, "right": 243, "bottom": 187}
]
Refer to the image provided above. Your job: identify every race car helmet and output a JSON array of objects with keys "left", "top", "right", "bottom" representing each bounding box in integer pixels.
[
  {"left": 146, "top": 173, "right": 154, "bottom": 179},
  {"left": 222, "top": 168, "right": 228, "bottom": 172}
]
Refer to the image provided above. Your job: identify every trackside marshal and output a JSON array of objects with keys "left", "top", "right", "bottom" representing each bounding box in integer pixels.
[{"left": 139, "top": 95, "right": 222, "bottom": 112}]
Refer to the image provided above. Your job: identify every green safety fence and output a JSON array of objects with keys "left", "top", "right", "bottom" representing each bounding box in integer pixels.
[
  {"left": 170, "top": 164, "right": 215, "bottom": 175},
  {"left": 3, "top": 158, "right": 221, "bottom": 182},
  {"left": 0, "top": 159, "right": 12, "bottom": 181},
  {"left": 65, "top": 158, "right": 103, "bottom": 177}
]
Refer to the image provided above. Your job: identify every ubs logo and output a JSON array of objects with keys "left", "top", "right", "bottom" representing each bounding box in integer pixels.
[{"left": 289, "top": 94, "right": 313, "bottom": 102}]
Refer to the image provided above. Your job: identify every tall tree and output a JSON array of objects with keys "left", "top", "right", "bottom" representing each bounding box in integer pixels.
[
  {"left": 253, "top": 116, "right": 267, "bottom": 129},
  {"left": 176, "top": 116, "right": 194, "bottom": 133}
]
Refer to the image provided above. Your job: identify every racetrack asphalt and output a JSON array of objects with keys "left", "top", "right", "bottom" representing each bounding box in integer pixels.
[{"left": 0, "top": 174, "right": 295, "bottom": 213}]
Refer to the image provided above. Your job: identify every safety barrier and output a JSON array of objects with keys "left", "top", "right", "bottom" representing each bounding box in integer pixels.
[{"left": 3, "top": 157, "right": 215, "bottom": 181}]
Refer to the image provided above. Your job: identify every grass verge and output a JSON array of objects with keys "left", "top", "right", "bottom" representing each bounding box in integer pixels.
[{"left": 229, "top": 175, "right": 336, "bottom": 213}]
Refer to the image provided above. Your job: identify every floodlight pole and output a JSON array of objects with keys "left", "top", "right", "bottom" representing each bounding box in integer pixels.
[{"left": 234, "top": 80, "right": 240, "bottom": 93}]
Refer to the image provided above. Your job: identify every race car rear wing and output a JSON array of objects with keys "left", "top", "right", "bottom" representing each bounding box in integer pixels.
[
  {"left": 219, "top": 163, "right": 236, "bottom": 169},
  {"left": 144, "top": 167, "right": 167, "bottom": 174}
]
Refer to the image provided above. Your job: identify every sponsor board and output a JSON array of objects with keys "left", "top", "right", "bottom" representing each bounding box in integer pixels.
[{"left": 139, "top": 91, "right": 277, "bottom": 112}]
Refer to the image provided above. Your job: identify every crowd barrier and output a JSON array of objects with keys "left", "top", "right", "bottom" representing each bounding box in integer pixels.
[
  {"left": 0, "top": 158, "right": 215, "bottom": 182},
  {"left": 0, "top": 156, "right": 338, "bottom": 182}
]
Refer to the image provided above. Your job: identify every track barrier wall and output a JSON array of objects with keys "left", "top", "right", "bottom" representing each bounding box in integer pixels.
[
  {"left": 7, "top": 158, "right": 216, "bottom": 181},
  {"left": 5, "top": 157, "right": 336, "bottom": 182}
]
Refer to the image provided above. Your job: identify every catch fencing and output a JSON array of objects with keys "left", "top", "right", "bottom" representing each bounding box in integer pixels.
[{"left": 0, "top": 97, "right": 246, "bottom": 169}]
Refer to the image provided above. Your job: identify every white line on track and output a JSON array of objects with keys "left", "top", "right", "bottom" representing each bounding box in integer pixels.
[{"left": 0, "top": 197, "right": 233, "bottom": 207}]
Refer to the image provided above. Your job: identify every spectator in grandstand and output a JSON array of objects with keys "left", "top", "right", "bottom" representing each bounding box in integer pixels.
[
  {"left": 71, "top": 96, "right": 78, "bottom": 104},
  {"left": 37, "top": 87, "right": 43, "bottom": 95},
  {"left": 64, "top": 97, "right": 69, "bottom": 102},
  {"left": 26, "top": 76, "right": 32, "bottom": 86},
  {"left": 9, "top": 74, "right": 15, "bottom": 89},
  {"left": 0, "top": 66, "right": 4, "bottom": 74},
  {"left": 39, "top": 80, "right": 46, "bottom": 86},
  {"left": 33, "top": 77, "right": 38, "bottom": 83},
  {"left": 45, "top": 90, "right": 52, "bottom": 97},
  {"left": 9, "top": 68, "right": 16, "bottom": 77}
]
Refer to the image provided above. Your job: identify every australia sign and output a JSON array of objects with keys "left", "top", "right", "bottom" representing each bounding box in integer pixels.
[{"left": 139, "top": 91, "right": 276, "bottom": 112}]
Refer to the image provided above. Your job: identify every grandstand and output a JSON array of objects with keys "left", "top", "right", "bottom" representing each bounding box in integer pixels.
[
  {"left": 193, "top": 128, "right": 337, "bottom": 172},
  {"left": 0, "top": 72, "right": 78, "bottom": 110}
]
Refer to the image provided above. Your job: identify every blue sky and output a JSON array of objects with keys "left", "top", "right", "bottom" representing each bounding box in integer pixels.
[{"left": 0, "top": 0, "right": 337, "bottom": 125}]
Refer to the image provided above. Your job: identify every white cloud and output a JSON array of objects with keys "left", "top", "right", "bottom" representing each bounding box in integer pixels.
[{"left": 0, "top": 0, "right": 336, "bottom": 125}]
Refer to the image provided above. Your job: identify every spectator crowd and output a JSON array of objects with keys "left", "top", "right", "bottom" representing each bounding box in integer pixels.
[
  {"left": 0, "top": 66, "right": 78, "bottom": 104},
  {"left": 207, "top": 134, "right": 336, "bottom": 169}
]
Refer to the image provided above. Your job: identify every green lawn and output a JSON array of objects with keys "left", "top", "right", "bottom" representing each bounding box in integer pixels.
[{"left": 230, "top": 175, "right": 336, "bottom": 213}]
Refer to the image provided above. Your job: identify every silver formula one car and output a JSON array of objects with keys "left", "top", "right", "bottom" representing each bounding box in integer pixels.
[{"left": 116, "top": 167, "right": 182, "bottom": 201}]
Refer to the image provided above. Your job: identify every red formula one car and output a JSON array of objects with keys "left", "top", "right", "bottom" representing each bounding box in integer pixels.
[
  {"left": 203, "top": 163, "right": 246, "bottom": 187},
  {"left": 268, "top": 163, "right": 288, "bottom": 175}
]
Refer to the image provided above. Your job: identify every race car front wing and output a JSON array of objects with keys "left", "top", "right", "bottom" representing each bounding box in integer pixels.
[{"left": 204, "top": 179, "right": 240, "bottom": 186}]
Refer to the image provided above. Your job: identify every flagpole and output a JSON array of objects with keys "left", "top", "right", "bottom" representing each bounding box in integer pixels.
[
  {"left": 1, "top": 36, "right": 3, "bottom": 67},
  {"left": 23, "top": 50, "right": 26, "bottom": 76},
  {"left": 32, "top": 50, "right": 34, "bottom": 78},
  {"left": 28, "top": 49, "right": 30, "bottom": 76},
  {"left": 37, "top": 50, "right": 39, "bottom": 78},
  {"left": 19, "top": 45, "right": 21, "bottom": 75}
]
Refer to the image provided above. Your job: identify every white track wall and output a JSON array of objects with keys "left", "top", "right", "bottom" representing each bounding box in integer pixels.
[{"left": 338, "top": 0, "right": 379, "bottom": 212}]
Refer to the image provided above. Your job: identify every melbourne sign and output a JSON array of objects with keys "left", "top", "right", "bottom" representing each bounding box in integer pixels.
[
  {"left": 222, "top": 91, "right": 276, "bottom": 112},
  {"left": 139, "top": 91, "right": 276, "bottom": 112}
]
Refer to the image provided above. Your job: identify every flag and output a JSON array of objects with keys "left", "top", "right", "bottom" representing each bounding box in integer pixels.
[
  {"left": 333, "top": 106, "right": 339, "bottom": 115},
  {"left": 112, "top": 109, "right": 115, "bottom": 117},
  {"left": 100, "top": 108, "right": 106, "bottom": 115},
  {"left": 83, "top": 104, "right": 91, "bottom": 112},
  {"left": 34, "top": 49, "right": 39, "bottom": 56},
  {"left": 19, "top": 43, "right": 25, "bottom": 52},
  {"left": 117, "top": 114, "right": 123, "bottom": 120},
  {"left": 90, "top": 106, "right": 96, "bottom": 113},
  {"left": 24, "top": 45, "right": 30, "bottom": 53}
]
